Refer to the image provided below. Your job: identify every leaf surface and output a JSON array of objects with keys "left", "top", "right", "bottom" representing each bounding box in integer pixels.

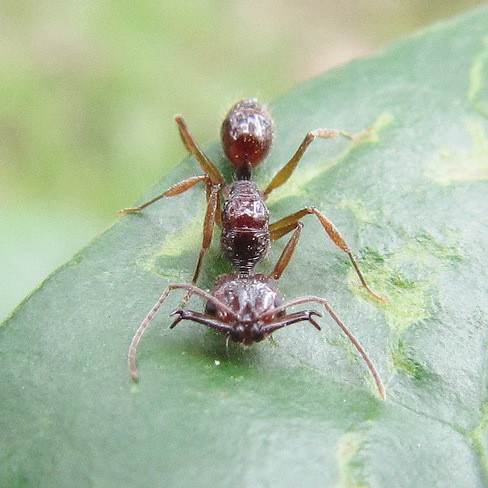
[{"left": 2, "top": 8, "right": 488, "bottom": 487}]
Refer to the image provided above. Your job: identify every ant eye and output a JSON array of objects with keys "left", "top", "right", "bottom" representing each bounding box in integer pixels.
[
  {"left": 221, "top": 98, "right": 274, "bottom": 174},
  {"left": 205, "top": 301, "right": 217, "bottom": 316},
  {"left": 274, "top": 296, "right": 285, "bottom": 317},
  {"left": 274, "top": 296, "right": 284, "bottom": 308}
]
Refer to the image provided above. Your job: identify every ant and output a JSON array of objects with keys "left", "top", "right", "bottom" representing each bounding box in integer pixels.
[{"left": 119, "top": 99, "right": 386, "bottom": 399}]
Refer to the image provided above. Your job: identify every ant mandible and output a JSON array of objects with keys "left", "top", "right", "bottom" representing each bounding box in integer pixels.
[{"left": 119, "top": 99, "right": 386, "bottom": 399}]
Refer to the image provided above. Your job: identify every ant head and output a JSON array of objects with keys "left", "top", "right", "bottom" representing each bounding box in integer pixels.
[
  {"left": 229, "top": 321, "right": 267, "bottom": 345},
  {"left": 204, "top": 300, "right": 268, "bottom": 345},
  {"left": 221, "top": 99, "right": 274, "bottom": 179},
  {"left": 205, "top": 274, "right": 284, "bottom": 345}
]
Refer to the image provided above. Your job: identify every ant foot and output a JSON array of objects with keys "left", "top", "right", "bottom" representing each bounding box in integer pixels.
[
  {"left": 117, "top": 207, "right": 141, "bottom": 216},
  {"left": 351, "top": 126, "right": 377, "bottom": 143}
]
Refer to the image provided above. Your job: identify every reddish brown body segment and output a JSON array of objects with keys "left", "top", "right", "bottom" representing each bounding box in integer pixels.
[
  {"left": 122, "top": 98, "right": 386, "bottom": 399},
  {"left": 221, "top": 99, "right": 274, "bottom": 178},
  {"left": 203, "top": 274, "right": 285, "bottom": 345},
  {"left": 221, "top": 181, "right": 270, "bottom": 274}
]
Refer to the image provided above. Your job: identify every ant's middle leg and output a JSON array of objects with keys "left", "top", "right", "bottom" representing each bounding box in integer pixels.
[
  {"left": 190, "top": 183, "right": 221, "bottom": 286},
  {"left": 118, "top": 175, "right": 210, "bottom": 215},
  {"left": 269, "top": 222, "right": 303, "bottom": 280},
  {"left": 180, "top": 183, "right": 222, "bottom": 305},
  {"left": 263, "top": 127, "right": 369, "bottom": 198},
  {"left": 270, "top": 208, "right": 386, "bottom": 303}
]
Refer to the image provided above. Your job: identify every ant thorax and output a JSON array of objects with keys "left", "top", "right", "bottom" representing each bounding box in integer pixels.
[{"left": 221, "top": 180, "right": 270, "bottom": 275}]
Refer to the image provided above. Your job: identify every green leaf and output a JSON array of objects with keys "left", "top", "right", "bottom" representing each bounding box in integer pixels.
[{"left": 2, "top": 7, "right": 488, "bottom": 487}]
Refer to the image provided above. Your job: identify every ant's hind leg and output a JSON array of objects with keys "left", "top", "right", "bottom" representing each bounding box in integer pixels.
[
  {"left": 118, "top": 175, "right": 209, "bottom": 215},
  {"left": 120, "top": 110, "right": 227, "bottom": 215},
  {"left": 174, "top": 115, "right": 224, "bottom": 185},
  {"left": 263, "top": 127, "right": 370, "bottom": 198},
  {"left": 270, "top": 208, "right": 386, "bottom": 303}
]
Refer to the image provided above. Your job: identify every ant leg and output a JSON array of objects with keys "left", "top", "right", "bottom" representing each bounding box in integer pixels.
[
  {"left": 269, "top": 222, "right": 303, "bottom": 280},
  {"left": 215, "top": 194, "right": 222, "bottom": 228},
  {"left": 191, "top": 183, "right": 221, "bottom": 285},
  {"left": 174, "top": 115, "right": 225, "bottom": 185},
  {"left": 181, "top": 183, "right": 221, "bottom": 304},
  {"left": 263, "top": 127, "right": 369, "bottom": 198},
  {"left": 204, "top": 179, "right": 222, "bottom": 227},
  {"left": 261, "top": 296, "right": 386, "bottom": 400},
  {"left": 118, "top": 175, "right": 209, "bottom": 215},
  {"left": 129, "top": 286, "right": 174, "bottom": 381},
  {"left": 128, "top": 283, "right": 236, "bottom": 380},
  {"left": 226, "top": 335, "right": 231, "bottom": 356},
  {"left": 270, "top": 208, "right": 386, "bottom": 303}
]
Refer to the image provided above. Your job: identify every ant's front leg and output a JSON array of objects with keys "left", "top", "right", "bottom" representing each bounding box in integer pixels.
[
  {"left": 262, "top": 295, "right": 386, "bottom": 399},
  {"left": 270, "top": 209, "right": 386, "bottom": 303},
  {"left": 128, "top": 283, "right": 235, "bottom": 381},
  {"left": 263, "top": 127, "right": 370, "bottom": 198}
]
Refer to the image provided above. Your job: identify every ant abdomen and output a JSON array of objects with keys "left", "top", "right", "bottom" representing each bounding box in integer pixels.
[{"left": 221, "top": 98, "right": 274, "bottom": 178}]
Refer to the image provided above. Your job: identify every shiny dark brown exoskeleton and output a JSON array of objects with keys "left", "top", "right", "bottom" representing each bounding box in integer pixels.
[{"left": 120, "top": 99, "right": 386, "bottom": 399}]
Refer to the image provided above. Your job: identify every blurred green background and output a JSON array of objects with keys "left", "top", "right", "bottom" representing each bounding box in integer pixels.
[{"left": 0, "top": 0, "right": 483, "bottom": 321}]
